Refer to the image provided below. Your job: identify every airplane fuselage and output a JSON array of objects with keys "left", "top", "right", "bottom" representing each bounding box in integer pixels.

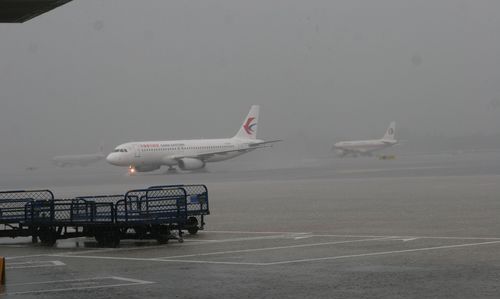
[
  {"left": 106, "top": 138, "right": 263, "bottom": 169},
  {"left": 334, "top": 139, "right": 396, "bottom": 153}
]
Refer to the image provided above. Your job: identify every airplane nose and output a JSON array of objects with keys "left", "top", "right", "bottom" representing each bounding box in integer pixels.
[{"left": 106, "top": 153, "right": 119, "bottom": 165}]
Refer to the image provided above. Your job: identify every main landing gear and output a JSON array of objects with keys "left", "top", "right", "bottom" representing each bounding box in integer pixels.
[{"left": 166, "top": 166, "right": 177, "bottom": 174}]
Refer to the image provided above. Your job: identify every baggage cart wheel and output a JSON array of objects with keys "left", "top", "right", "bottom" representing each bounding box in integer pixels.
[
  {"left": 155, "top": 226, "right": 170, "bottom": 245},
  {"left": 38, "top": 227, "right": 58, "bottom": 246},
  {"left": 187, "top": 227, "right": 199, "bottom": 235},
  {"left": 133, "top": 226, "right": 147, "bottom": 239},
  {"left": 95, "top": 228, "right": 120, "bottom": 248},
  {"left": 157, "top": 236, "right": 169, "bottom": 245},
  {"left": 109, "top": 233, "right": 120, "bottom": 248},
  {"left": 187, "top": 217, "right": 199, "bottom": 235},
  {"left": 95, "top": 232, "right": 106, "bottom": 246}
]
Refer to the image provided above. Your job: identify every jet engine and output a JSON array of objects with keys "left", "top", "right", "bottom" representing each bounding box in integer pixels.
[{"left": 177, "top": 158, "right": 205, "bottom": 170}]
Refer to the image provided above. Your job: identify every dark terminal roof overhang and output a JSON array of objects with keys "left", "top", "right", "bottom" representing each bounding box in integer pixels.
[{"left": 0, "top": 0, "right": 73, "bottom": 23}]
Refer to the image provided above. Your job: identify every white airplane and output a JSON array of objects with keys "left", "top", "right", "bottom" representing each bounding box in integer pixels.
[
  {"left": 106, "top": 105, "right": 280, "bottom": 174},
  {"left": 333, "top": 121, "right": 397, "bottom": 157},
  {"left": 52, "top": 147, "right": 105, "bottom": 167}
]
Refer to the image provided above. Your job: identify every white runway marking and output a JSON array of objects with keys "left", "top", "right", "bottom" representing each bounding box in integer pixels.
[
  {"left": 48, "top": 234, "right": 303, "bottom": 256},
  {"left": 294, "top": 235, "right": 313, "bottom": 240},
  {"left": 401, "top": 238, "right": 418, "bottom": 242},
  {"left": 3, "top": 276, "right": 154, "bottom": 296},
  {"left": 6, "top": 260, "right": 65, "bottom": 269},
  {"left": 264, "top": 240, "right": 500, "bottom": 265},
  {"left": 209, "top": 231, "right": 500, "bottom": 241},
  {"left": 183, "top": 234, "right": 310, "bottom": 243},
  {"left": 336, "top": 166, "right": 450, "bottom": 174},
  {"left": 47, "top": 238, "right": 500, "bottom": 267},
  {"left": 154, "top": 259, "right": 268, "bottom": 266},
  {"left": 6, "top": 254, "right": 54, "bottom": 260},
  {"left": 47, "top": 254, "right": 267, "bottom": 266},
  {"left": 5, "top": 232, "right": 500, "bottom": 264},
  {"left": 49, "top": 237, "right": 394, "bottom": 262},
  {"left": 206, "top": 231, "right": 337, "bottom": 237},
  {"left": 156, "top": 237, "right": 395, "bottom": 260}
]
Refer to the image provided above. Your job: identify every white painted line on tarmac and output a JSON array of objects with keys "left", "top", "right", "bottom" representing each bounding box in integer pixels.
[
  {"left": 294, "top": 235, "right": 313, "bottom": 240},
  {"left": 5, "top": 232, "right": 500, "bottom": 262},
  {"left": 155, "top": 259, "right": 268, "bottom": 266},
  {"left": 58, "top": 245, "right": 170, "bottom": 256},
  {"left": 3, "top": 276, "right": 154, "bottom": 296},
  {"left": 416, "top": 236, "right": 500, "bottom": 240},
  {"left": 183, "top": 234, "right": 307, "bottom": 243},
  {"left": 6, "top": 236, "right": 288, "bottom": 261},
  {"left": 208, "top": 231, "right": 409, "bottom": 239},
  {"left": 6, "top": 254, "right": 53, "bottom": 261},
  {"left": 311, "top": 234, "right": 402, "bottom": 238},
  {"left": 6, "top": 260, "right": 65, "bottom": 269},
  {"left": 207, "top": 230, "right": 302, "bottom": 234},
  {"left": 156, "top": 237, "right": 395, "bottom": 260},
  {"left": 51, "top": 234, "right": 299, "bottom": 256},
  {"left": 49, "top": 234, "right": 290, "bottom": 258},
  {"left": 210, "top": 231, "right": 500, "bottom": 241},
  {"left": 311, "top": 235, "right": 500, "bottom": 241},
  {"left": 50, "top": 237, "right": 395, "bottom": 263},
  {"left": 264, "top": 240, "right": 500, "bottom": 265},
  {"left": 107, "top": 276, "right": 154, "bottom": 285},
  {"left": 48, "top": 240, "right": 500, "bottom": 267},
  {"left": 401, "top": 238, "right": 418, "bottom": 242},
  {"left": 47, "top": 254, "right": 267, "bottom": 266},
  {"left": 336, "top": 166, "right": 450, "bottom": 174}
]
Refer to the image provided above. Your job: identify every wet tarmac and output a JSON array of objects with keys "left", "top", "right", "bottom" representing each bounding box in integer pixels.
[{"left": 1, "top": 151, "right": 500, "bottom": 298}]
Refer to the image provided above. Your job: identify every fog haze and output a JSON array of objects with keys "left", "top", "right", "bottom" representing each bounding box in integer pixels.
[{"left": 1, "top": 0, "right": 500, "bottom": 169}]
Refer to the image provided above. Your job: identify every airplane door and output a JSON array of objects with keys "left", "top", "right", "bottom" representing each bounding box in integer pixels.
[{"left": 134, "top": 145, "right": 141, "bottom": 158}]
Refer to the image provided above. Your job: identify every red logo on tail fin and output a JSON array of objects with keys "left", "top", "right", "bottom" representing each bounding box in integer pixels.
[{"left": 243, "top": 117, "right": 257, "bottom": 135}]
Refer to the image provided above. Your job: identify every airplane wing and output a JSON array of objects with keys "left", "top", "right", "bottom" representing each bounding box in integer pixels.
[
  {"left": 172, "top": 146, "right": 272, "bottom": 161},
  {"left": 247, "top": 140, "right": 282, "bottom": 147},
  {"left": 0, "top": 0, "right": 73, "bottom": 23}
]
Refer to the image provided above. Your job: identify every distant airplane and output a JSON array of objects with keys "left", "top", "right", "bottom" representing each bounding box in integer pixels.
[
  {"left": 0, "top": 0, "right": 73, "bottom": 23},
  {"left": 52, "top": 147, "right": 105, "bottom": 167},
  {"left": 333, "top": 121, "right": 397, "bottom": 157},
  {"left": 106, "top": 105, "right": 281, "bottom": 174}
]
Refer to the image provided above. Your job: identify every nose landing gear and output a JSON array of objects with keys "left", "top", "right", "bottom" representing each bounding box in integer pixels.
[{"left": 128, "top": 166, "right": 137, "bottom": 175}]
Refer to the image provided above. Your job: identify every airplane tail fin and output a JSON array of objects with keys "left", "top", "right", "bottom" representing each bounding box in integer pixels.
[
  {"left": 382, "top": 121, "right": 396, "bottom": 141},
  {"left": 233, "top": 105, "right": 260, "bottom": 140}
]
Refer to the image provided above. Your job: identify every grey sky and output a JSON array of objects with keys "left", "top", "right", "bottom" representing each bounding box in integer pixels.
[{"left": 1, "top": 0, "right": 500, "bottom": 168}]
